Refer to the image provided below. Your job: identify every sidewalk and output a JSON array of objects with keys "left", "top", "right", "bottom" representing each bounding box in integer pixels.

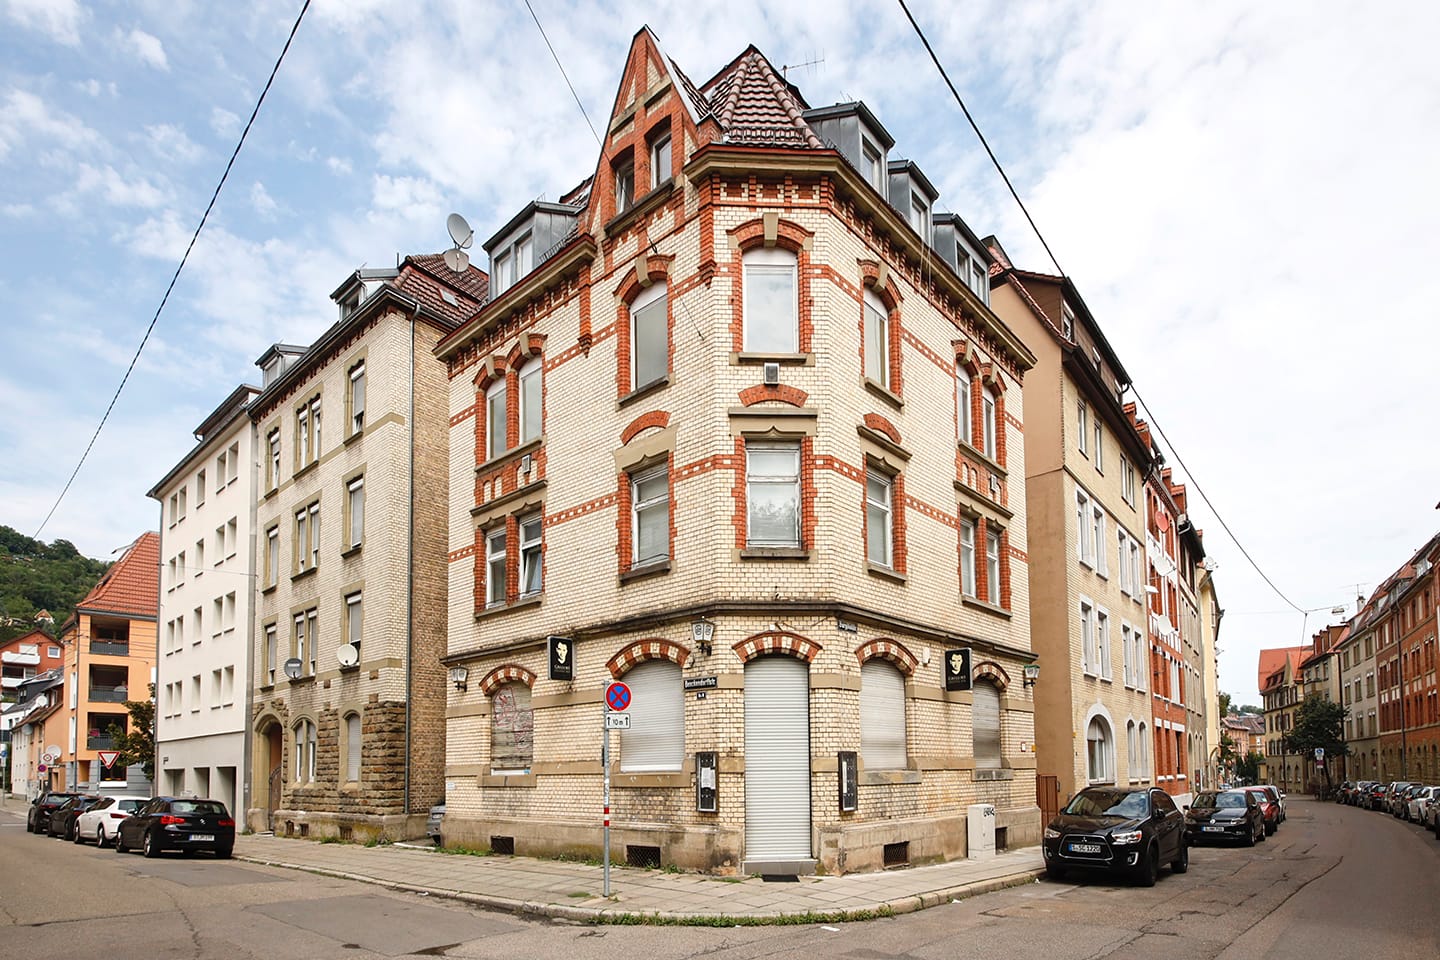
[{"left": 233, "top": 832, "right": 1044, "bottom": 924}]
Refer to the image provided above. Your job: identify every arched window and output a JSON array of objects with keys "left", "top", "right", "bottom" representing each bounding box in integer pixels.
[
  {"left": 972, "top": 680, "right": 1002, "bottom": 770},
  {"left": 491, "top": 682, "right": 533, "bottom": 775},
  {"left": 343, "top": 712, "right": 362, "bottom": 783},
  {"left": 861, "top": 659, "right": 907, "bottom": 769},
  {"left": 621, "top": 659, "right": 684, "bottom": 771},
  {"left": 1087, "top": 716, "right": 1113, "bottom": 783},
  {"left": 1126, "top": 720, "right": 1137, "bottom": 781},
  {"left": 630, "top": 281, "right": 668, "bottom": 391},
  {"left": 293, "top": 719, "right": 316, "bottom": 784},
  {"left": 956, "top": 368, "right": 973, "bottom": 446},
  {"left": 1138, "top": 721, "right": 1149, "bottom": 778},
  {"left": 982, "top": 386, "right": 999, "bottom": 459},
  {"left": 742, "top": 247, "right": 798, "bottom": 353}
]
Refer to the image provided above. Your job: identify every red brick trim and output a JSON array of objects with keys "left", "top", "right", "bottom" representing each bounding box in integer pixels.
[
  {"left": 862, "top": 413, "right": 902, "bottom": 445},
  {"left": 612, "top": 253, "right": 675, "bottom": 301},
  {"left": 854, "top": 638, "right": 919, "bottom": 676},
  {"left": 620, "top": 411, "right": 671, "bottom": 445},
  {"left": 972, "top": 660, "right": 1010, "bottom": 691},
  {"left": 607, "top": 638, "right": 691, "bottom": 678},
  {"left": 738, "top": 384, "right": 808, "bottom": 407},
  {"left": 732, "top": 630, "right": 821, "bottom": 663},
  {"left": 478, "top": 663, "right": 536, "bottom": 695}
]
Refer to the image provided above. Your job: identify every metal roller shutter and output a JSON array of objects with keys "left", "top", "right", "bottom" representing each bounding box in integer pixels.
[
  {"left": 744, "top": 656, "right": 811, "bottom": 863},
  {"left": 860, "top": 660, "right": 907, "bottom": 770},
  {"left": 620, "top": 660, "right": 684, "bottom": 772},
  {"left": 973, "top": 681, "right": 1002, "bottom": 768}
]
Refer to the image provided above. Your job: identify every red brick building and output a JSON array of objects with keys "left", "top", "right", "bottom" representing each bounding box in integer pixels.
[{"left": 1376, "top": 534, "right": 1440, "bottom": 782}]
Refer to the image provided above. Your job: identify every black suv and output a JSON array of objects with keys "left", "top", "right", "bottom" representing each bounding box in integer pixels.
[
  {"left": 26, "top": 791, "right": 79, "bottom": 833},
  {"left": 1043, "top": 786, "right": 1188, "bottom": 886}
]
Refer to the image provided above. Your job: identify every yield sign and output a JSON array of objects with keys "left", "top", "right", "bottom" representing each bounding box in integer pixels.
[{"left": 97, "top": 750, "right": 121, "bottom": 768}]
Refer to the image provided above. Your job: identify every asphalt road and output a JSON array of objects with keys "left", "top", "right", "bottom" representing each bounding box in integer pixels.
[{"left": 1, "top": 798, "right": 1436, "bottom": 959}]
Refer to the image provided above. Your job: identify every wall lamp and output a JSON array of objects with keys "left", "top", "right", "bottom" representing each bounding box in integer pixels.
[
  {"left": 691, "top": 618, "right": 715, "bottom": 657},
  {"left": 1022, "top": 663, "right": 1040, "bottom": 688},
  {"left": 449, "top": 666, "right": 469, "bottom": 691}
]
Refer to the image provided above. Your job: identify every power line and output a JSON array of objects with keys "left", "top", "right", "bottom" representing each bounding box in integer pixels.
[
  {"left": 32, "top": 0, "right": 313, "bottom": 541},
  {"left": 523, "top": 0, "right": 601, "bottom": 147}
]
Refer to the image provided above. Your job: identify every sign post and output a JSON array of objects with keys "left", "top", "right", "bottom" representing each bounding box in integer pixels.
[{"left": 603, "top": 681, "right": 631, "bottom": 897}]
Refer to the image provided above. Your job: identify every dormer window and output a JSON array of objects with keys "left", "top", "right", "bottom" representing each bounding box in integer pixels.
[
  {"left": 649, "top": 127, "right": 672, "bottom": 188},
  {"left": 909, "top": 192, "right": 929, "bottom": 240},
  {"left": 493, "top": 250, "right": 512, "bottom": 295},
  {"left": 862, "top": 136, "right": 884, "bottom": 191},
  {"left": 1062, "top": 304, "right": 1075, "bottom": 340}
]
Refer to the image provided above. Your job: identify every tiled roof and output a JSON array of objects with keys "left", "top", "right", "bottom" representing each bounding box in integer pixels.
[
  {"left": 702, "top": 48, "right": 823, "bottom": 149},
  {"left": 669, "top": 57, "right": 714, "bottom": 124},
  {"left": 1256, "top": 645, "right": 1307, "bottom": 692},
  {"left": 401, "top": 255, "right": 489, "bottom": 324},
  {"left": 78, "top": 532, "right": 158, "bottom": 619}
]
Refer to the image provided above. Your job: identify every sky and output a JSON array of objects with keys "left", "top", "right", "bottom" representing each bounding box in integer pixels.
[{"left": 2, "top": 0, "right": 1438, "bottom": 706}]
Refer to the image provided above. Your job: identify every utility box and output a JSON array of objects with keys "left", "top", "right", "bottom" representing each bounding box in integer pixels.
[{"left": 967, "top": 803, "right": 996, "bottom": 859}]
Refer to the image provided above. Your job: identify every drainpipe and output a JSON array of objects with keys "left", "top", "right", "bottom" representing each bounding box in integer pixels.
[
  {"left": 242, "top": 418, "right": 258, "bottom": 826},
  {"left": 404, "top": 303, "right": 418, "bottom": 818}
]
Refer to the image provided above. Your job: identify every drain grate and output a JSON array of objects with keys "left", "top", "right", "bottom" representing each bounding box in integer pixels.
[
  {"left": 883, "top": 841, "right": 909, "bottom": 868},
  {"left": 626, "top": 844, "right": 661, "bottom": 869}
]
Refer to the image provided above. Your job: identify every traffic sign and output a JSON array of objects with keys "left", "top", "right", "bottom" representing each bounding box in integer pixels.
[
  {"left": 605, "top": 681, "right": 631, "bottom": 712},
  {"left": 605, "top": 713, "right": 631, "bottom": 729},
  {"left": 37, "top": 764, "right": 47, "bottom": 773},
  {"left": 1314, "top": 747, "right": 1325, "bottom": 760},
  {"left": 97, "top": 750, "right": 121, "bottom": 768}
]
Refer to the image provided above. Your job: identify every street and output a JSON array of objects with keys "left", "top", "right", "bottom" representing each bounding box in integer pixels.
[{"left": 1, "top": 799, "right": 1436, "bottom": 959}]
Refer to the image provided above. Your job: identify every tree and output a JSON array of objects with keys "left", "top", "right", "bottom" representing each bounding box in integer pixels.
[
  {"left": 1236, "top": 704, "right": 1262, "bottom": 716},
  {"left": 1218, "top": 691, "right": 1233, "bottom": 716},
  {"left": 1285, "top": 694, "right": 1348, "bottom": 796},
  {"left": 1237, "top": 750, "right": 1263, "bottom": 784},
  {"left": 106, "top": 684, "right": 156, "bottom": 782}
]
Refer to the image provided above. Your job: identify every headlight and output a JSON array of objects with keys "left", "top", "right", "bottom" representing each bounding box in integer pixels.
[
  {"left": 1110, "top": 829, "right": 1144, "bottom": 845},
  {"left": 1043, "top": 827, "right": 1061, "bottom": 840}
]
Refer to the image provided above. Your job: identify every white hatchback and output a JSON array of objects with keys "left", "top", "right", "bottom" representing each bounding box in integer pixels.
[
  {"left": 1406, "top": 786, "right": 1439, "bottom": 824},
  {"left": 75, "top": 796, "right": 146, "bottom": 848}
]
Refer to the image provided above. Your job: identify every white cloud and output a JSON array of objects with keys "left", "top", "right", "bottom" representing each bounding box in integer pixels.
[
  {"left": 121, "top": 27, "right": 169, "bottom": 71},
  {"left": 71, "top": 163, "right": 168, "bottom": 209},
  {"left": 3, "top": 0, "right": 85, "bottom": 46},
  {"left": 0, "top": 88, "right": 100, "bottom": 161},
  {"left": 2, "top": 202, "right": 35, "bottom": 218},
  {"left": 250, "top": 180, "right": 279, "bottom": 219},
  {"left": 210, "top": 107, "right": 241, "bottom": 139},
  {"left": 326, "top": 155, "right": 352, "bottom": 176},
  {"left": 75, "top": 79, "right": 117, "bottom": 98},
  {"left": 144, "top": 123, "right": 204, "bottom": 164}
]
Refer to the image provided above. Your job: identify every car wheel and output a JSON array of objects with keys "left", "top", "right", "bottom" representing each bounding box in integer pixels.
[
  {"left": 1245, "top": 823, "right": 1257, "bottom": 847},
  {"left": 1171, "top": 840, "right": 1189, "bottom": 874},
  {"left": 114, "top": 831, "right": 127, "bottom": 853},
  {"left": 72, "top": 822, "right": 84, "bottom": 844},
  {"left": 1135, "top": 845, "right": 1159, "bottom": 887},
  {"left": 1265, "top": 822, "right": 1276, "bottom": 836},
  {"left": 143, "top": 830, "right": 161, "bottom": 858},
  {"left": 97, "top": 826, "right": 108, "bottom": 848}
]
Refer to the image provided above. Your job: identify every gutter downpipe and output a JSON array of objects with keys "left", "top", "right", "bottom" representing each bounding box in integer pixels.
[{"left": 405, "top": 302, "right": 418, "bottom": 818}]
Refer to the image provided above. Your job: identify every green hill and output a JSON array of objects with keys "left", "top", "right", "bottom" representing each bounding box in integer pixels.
[{"left": 0, "top": 525, "right": 110, "bottom": 642}]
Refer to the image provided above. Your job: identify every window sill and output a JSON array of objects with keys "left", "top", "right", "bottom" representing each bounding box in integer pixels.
[
  {"left": 862, "top": 377, "right": 903, "bottom": 411},
  {"left": 475, "top": 594, "right": 543, "bottom": 620},
  {"left": 263, "top": 487, "right": 278, "bottom": 501},
  {"left": 338, "top": 664, "right": 360, "bottom": 674},
  {"left": 740, "top": 547, "right": 811, "bottom": 561},
  {"left": 480, "top": 772, "right": 537, "bottom": 788},
  {"left": 259, "top": 684, "right": 275, "bottom": 693},
  {"left": 476, "top": 436, "right": 544, "bottom": 475},
  {"left": 961, "top": 596, "right": 1012, "bottom": 619},
  {"left": 341, "top": 545, "right": 362, "bottom": 560},
  {"left": 620, "top": 559, "right": 671, "bottom": 584},
  {"left": 294, "top": 461, "right": 319, "bottom": 481},
  {"left": 261, "top": 584, "right": 277, "bottom": 595},
  {"left": 343, "top": 428, "right": 364, "bottom": 447},
  {"left": 866, "top": 562, "right": 907, "bottom": 584},
  {"left": 291, "top": 567, "right": 318, "bottom": 583},
  {"left": 860, "top": 768, "right": 922, "bottom": 785},
  {"left": 614, "top": 771, "right": 689, "bottom": 789},
  {"left": 732, "top": 351, "right": 813, "bottom": 366},
  {"left": 618, "top": 376, "right": 669, "bottom": 409},
  {"left": 603, "top": 179, "right": 675, "bottom": 237},
  {"left": 287, "top": 676, "right": 315, "bottom": 686},
  {"left": 957, "top": 440, "right": 1007, "bottom": 479}
]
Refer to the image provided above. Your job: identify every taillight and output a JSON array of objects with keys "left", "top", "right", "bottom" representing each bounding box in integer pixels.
[
  {"left": 159, "top": 815, "right": 185, "bottom": 825},
  {"left": 109, "top": 812, "right": 128, "bottom": 819},
  {"left": 218, "top": 818, "right": 234, "bottom": 827}
]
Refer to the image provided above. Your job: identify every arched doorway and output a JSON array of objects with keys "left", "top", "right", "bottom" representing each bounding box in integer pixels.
[{"left": 254, "top": 718, "right": 284, "bottom": 832}]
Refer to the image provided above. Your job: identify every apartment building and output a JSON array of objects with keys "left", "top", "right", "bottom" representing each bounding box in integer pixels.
[
  {"left": 5, "top": 669, "right": 65, "bottom": 797},
  {"left": 246, "top": 255, "right": 487, "bottom": 839},
  {"left": 1299, "top": 624, "right": 1346, "bottom": 783},
  {"left": 1338, "top": 602, "right": 1379, "bottom": 780},
  {"left": 990, "top": 250, "right": 1154, "bottom": 808},
  {"left": 1220, "top": 714, "right": 1263, "bottom": 762},
  {"left": 1376, "top": 535, "right": 1440, "bottom": 782},
  {"left": 438, "top": 29, "right": 1040, "bottom": 875},
  {"left": 1259, "top": 646, "right": 1308, "bottom": 791},
  {"left": 2, "top": 628, "right": 65, "bottom": 701},
  {"left": 147, "top": 384, "right": 261, "bottom": 816}
]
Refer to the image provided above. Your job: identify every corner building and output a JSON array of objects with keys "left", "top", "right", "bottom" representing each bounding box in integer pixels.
[{"left": 439, "top": 29, "right": 1039, "bottom": 875}]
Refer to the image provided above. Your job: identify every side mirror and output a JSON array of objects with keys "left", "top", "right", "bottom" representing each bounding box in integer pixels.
[{"left": 1182, "top": 805, "right": 1189, "bottom": 811}]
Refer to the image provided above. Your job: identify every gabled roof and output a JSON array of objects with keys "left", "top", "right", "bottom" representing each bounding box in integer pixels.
[
  {"left": 399, "top": 254, "right": 490, "bottom": 321},
  {"left": 76, "top": 532, "right": 159, "bottom": 620},
  {"left": 1257, "top": 645, "right": 1308, "bottom": 692}
]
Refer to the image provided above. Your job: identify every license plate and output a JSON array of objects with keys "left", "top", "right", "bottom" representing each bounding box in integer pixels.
[
  {"left": 1202, "top": 826, "right": 1224, "bottom": 832},
  {"left": 189, "top": 834, "right": 215, "bottom": 842},
  {"left": 1068, "top": 842, "right": 1102, "bottom": 853}
]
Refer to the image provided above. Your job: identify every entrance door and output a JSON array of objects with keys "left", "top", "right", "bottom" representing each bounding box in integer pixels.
[
  {"left": 744, "top": 656, "right": 811, "bottom": 868},
  {"left": 266, "top": 726, "right": 283, "bottom": 830}
]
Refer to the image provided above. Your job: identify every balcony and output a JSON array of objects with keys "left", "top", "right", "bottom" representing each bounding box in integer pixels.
[
  {"left": 89, "top": 685, "right": 130, "bottom": 703},
  {"left": 89, "top": 641, "right": 129, "bottom": 656},
  {"left": 2, "top": 650, "right": 40, "bottom": 666},
  {"left": 86, "top": 734, "right": 115, "bottom": 750},
  {"left": 2, "top": 676, "right": 25, "bottom": 689}
]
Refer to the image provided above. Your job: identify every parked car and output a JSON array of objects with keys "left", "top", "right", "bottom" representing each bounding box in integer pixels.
[
  {"left": 1364, "top": 781, "right": 1388, "bottom": 810},
  {"left": 114, "top": 797, "right": 235, "bottom": 858},
  {"left": 74, "top": 796, "right": 146, "bottom": 847},
  {"left": 26, "top": 791, "right": 79, "bottom": 833},
  {"left": 46, "top": 794, "right": 102, "bottom": 839},
  {"left": 1043, "top": 786, "right": 1188, "bottom": 886},
  {"left": 1258, "top": 784, "right": 1286, "bottom": 822},
  {"left": 1242, "top": 786, "right": 1281, "bottom": 835},
  {"left": 1335, "top": 781, "right": 1354, "bottom": 803},
  {"left": 427, "top": 804, "right": 445, "bottom": 845},
  {"left": 1385, "top": 782, "right": 1416, "bottom": 816},
  {"left": 1350, "top": 780, "right": 1376, "bottom": 806},
  {"left": 1185, "top": 789, "right": 1266, "bottom": 846},
  {"left": 1406, "top": 786, "right": 1439, "bottom": 823}
]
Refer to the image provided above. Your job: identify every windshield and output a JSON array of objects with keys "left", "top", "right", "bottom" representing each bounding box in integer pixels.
[{"left": 1063, "top": 790, "right": 1150, "bottom": 819}]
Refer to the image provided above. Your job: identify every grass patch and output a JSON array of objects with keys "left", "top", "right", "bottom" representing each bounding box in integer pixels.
[
  {"left": 315, "top": 835, "right": 347, "bottom": 845},
  {"left": 567, "top": 891, "right": 592, "bottom": 899},
  {"left": 435, "top": 844, "right": 492, "bottom": 858},
  {"left": 363, "top": 837, "right": 390, "bottom": 848},
  {"left": 592, "top": 906, "right": 895, "bottom": 927}
]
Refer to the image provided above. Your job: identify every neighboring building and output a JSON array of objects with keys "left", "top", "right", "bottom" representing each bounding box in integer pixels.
[
  {"left": 1220, "top": 714, "right": 1263, "bottom": 764},
  {"left": 1259, "top": 645, "right": 1308, "bottom": 792},
  {"left": 1165, "top": 471, "right": 1212, "bottom": 798},
  {"left": 246, "top": 254, "right": 487, "bottom": 839},
  {"left": 438, "top": 29, "right": 1040, "bottom": 876},
  {"left": 5, "top": 669, "right": 64, "bottom": 798},
  {"left": 1338, "top": 594, "right": 1380, "bottom": 781},
  {"left": 147, "top": 384, "right": 261, "bottom": 816},
  {"left": 1376, "top": 535, "right": 1440, "bottom": 783},
  {"left": 57, "top": 532, "right": 159, "bottom": 795},
  {"left": 2, "top": 628, "right": 66, "bottom": 701},
  {"left": 1198, "top": 560, "right": 1223, "bottom": 785},
  {"left": 991, "top": 247, "right": 1155, "bottom": 807},
  {"left": 1299, "top": 624, "right": 1346, "bottom": 784}
]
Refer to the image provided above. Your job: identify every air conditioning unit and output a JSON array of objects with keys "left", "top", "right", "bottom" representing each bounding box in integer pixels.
[{"left": 762, "top": 362, "right": 780, "bottom": 386}]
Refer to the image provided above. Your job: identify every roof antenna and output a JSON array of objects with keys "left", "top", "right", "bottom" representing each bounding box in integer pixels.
[
  {"left": 782, "top": 51, "right": 825, "bottom": 80},
  {"left": 443, "top": 213, "right": 474, "bottom": 273}
]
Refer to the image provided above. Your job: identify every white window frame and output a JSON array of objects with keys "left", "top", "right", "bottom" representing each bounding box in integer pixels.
[
  {"left": 268, "top": 429, "right": 281, "bottom": 489},
  {"left": 861, "top": 136, "right": 884, "bottom": 191},
  {"left": 349, "top": 361, "right": 366, "bottom": 434},
  {"left": 745, "top": 439, "right": 801, "bottom": 548},
  {"left": 865, "top": 469, "right": 893, "bottom": 569},
  {"left": 519, "top": 513, "right": 543, "bottom": 598},
  {"left": 985, "top": 525, "right": 1002, "bottom": 605},
  {"left": 1097, "top": 606, "right": 1112, "bottom": 680},
  {"left": 863, "top": 288, "right": 889, "bottom": 388},
  {"left": 492, "top": 250, "right": 512, "bottom": 296},
  {"left": 982, "top": 388, "right": 998, "bottom": 459},
  {"left": 1093, "top": 505, "right": 1106, "bottom": 576},
  {"left": 1078, "top": 401, "right": 1088, "bottom": 456},
  {"left": 265, "top": 623, "right": 277, "bottom": 685},
  {"left": 485, "top": 527, "right": 506, "bottom": 608},
  {"left": 485, "top": 379, "right": 507, "bottom": 461},
  {"left": 650, "top": 130, "right": 671, "bottom": 187},
  {"left": 1086, "top": 716, "right": 1112, "bottom": 784},
  {"left": 620, "top": 660, "right": 685, "bottom": 772},
  {"left": 345, "top": 591, "right": 362, "bottom": 652},
  {"left": 518, "top": 357, "right": 542, "bottom": 445},
  {"left": 1094, "top": 419, "right": 1104, "bottom": 473},
  {"left": 345, "top": 713, "right": 362, "bottom": 782},
  {"left": 265, "top": 526, "right": 279, "bottom": 589},
  {"left": 615, "top": 161, "right": 634, "bottom": 214},
  {"left": 1076, "top": 489, "right": 1093, "bottom": 565},
  {"left": 630, "top": 281, "right": 668, "bottom": 390},
  {"left": 1080, "top": 598, "right": 1097, "bottom": 676},
  {"left": 347, "top": 475, "right": 365, "bottom": 550},
  {"left": 960, "top": 518, "right": 976, "bottom": 598},
  {"left": 956, "top": 368, "right": 973, "bottom": 447},
  {"left": 631, "top": 463, "right": 670, "bottom": 567},
  {"left": 1061, "top": 303, "right": 1075, "bottom": 339},
  {"left": 741, "top": 247, "right": 798, "bottom": 353}
]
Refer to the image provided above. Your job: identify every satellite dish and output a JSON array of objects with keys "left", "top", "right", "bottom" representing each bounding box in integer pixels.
[
  {"left": 44, "top": 745, "right": 62, "bottom": 761},
  {"left": 443, "top": 247, "right": 470, "bottom": 273},
  {"left": 446, "top": 213, "right": 473, "bottom": 249},
  {"left": 283, "top": 658, "right": 304, "bottom": 681},
  {"left": 336, "top": 643, "right": 359, "bottom": 668}
]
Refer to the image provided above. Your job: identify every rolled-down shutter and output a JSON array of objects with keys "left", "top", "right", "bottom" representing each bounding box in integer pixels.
[
  {"left": 860, "top": 660, "right": 907, "bottom": 770},
  {"left": 620, "top": 660, "right": 683, "bottom": 772},
  {"left": 744, "top": 656, "right": 811, "bottom": 862},
  {"left": 973, "top": 681, "right": 1001, "bottom": 768}
]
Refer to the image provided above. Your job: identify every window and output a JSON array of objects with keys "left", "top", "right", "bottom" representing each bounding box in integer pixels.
[
  {"left": 265, "top": 526, "right": 279, "bottom": 589},
  {"left": 195, "top": 469, "right": 206, "bottom": 505},
  {"left": 293, "top": 720, "right": 316, "bottom": 783},
  {"left": 346, "top": 475, "right": 365, "bottom": 550},
  {"left": 746, "top": 440, "right": 800, "bottom": 547},
  {"left": 621, "top": 659, "right": 684, "bottom": 771},
  {"left": 860, "top": 659, "right": 907, "bottom": 769},
  {"left": 344, "top": 713, "right": 362, "bottom": 782},
  {"left": 650, "top": 129, "right": 671, "bottom": 187},
  {"left": 293, "top": 608, "right": 317, "bottom": 678},
  {"left": 1129, "top": 539, "right": 1141, "bottom": 596},
  {"left": 226, "top": 442, "right": 238, "bottom": 484},
  {"left": 1076, "top": 490, "right": 1094, "bottom": 564},
  {"left": 1087, "top": 716, "right": 1112, "bottom": 783},
  {"left": 742, "top": 248, "right": 798, "bottom": 353},
  {"left": 265, "top": 624, "right": 277, "bottom": 685},
  {"left": 492, "top": 250, "right": 512, "bottom": 295},
  {"left": 631, "top": 464, "right": 669, "bottom": 567},
  {"left": 956, "top": 368, "right": 973, "bottom": 446},
  {"left": 296, "top": 394, "right": 321, "bottom": 469},
  {"left": 491, "top": 683, "right": 533, "bottom": 774},
  {"left": 485, "top": 379, "right": 507, "bottom": 461},
  {"left": 865, "top": 470, "right": 893, "bottom": 568},
  {"left": 960, "top": 518, "right": 976, "bottom": 598},
  {"left": 1122, "top": 623, "right": 1136, "bottom": 687},
  {"left": 1081, "top": 599, "right": 1097, "bottom": 675},
  {"left": 227, "top": 518, "right": 237, "bottom": 557},
  {"left": 614, "top": 158, "right": 634, "bottom": 214},
  {"left": 1127, "top": 721, "right": 1138, "bottom": 781},
  {"left": 1122, "top": 458, "right": 1136, "bottom": 505},
  {"left": 1117, "top": 530, "right": 1129, "bottom": 595},
  {"left": 190, "top": 674, "right": 200, "bottom": 712},
  {"left": 1097, "top": 608, "right": 1112, "bottom": 679},
  {"left": 485, "top": 528, "right": 506, "bottom": 608},
  {"left": 985, "top": 525, "right": 1002, "bottom": 605},
  {"left": 349, "top": 360, "right": 366, "bottom": 435},
  {"left": 973, "top": 680, "right": 1002, "bottom": 769},
  {"left": 294, "top": 501, "right": 320, "bottom": 573},
  {"left": 1092, "top": 506, "right": 1106, "bottom": 575},
  {"left": 863, "top": 288, "right": 889, "bottom": 388},
  {"left": 909, "top": 192, "right": 928, "bottom": 240},
  {"left": 195, "top": 538, "right": 205, "bottom": 571},
  {"left": 1078, "top": 402, "right": 1088, "bottom": 456},
  {"left": 862, "top": 136, "right": 884, "bottom": 191},
  {"left": 47, "top": 645, "right": 59, "bottom": 659},
  {"left": 345, "top": 592, "right": 362, "bottom": 653},
  {"left": 267, "top": 429, "right": 281, "bottom": 489},
  {"left": 982, "top": 388, "right": 998, "bottom": 459},
  {"left": 518, "top": 358, "right": 542, "bottom": 444},
  {"left": 1061, "top": 304, "right": 1075, "bottom": 339},
  {"left": 519, "top": 514, "right": 543, "bottom": 597},
  {"left": 630, "top": 281, "right": 668, "bottom": 390},
  {"left": 1094, "top": 420, "right": 1104, "bottom": 472},
  {"left": 216, "top": 449, "right": 229, "bottom": 488},
  {"left": 214, "top": 523, "right": 226, "bottom": 560}
]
